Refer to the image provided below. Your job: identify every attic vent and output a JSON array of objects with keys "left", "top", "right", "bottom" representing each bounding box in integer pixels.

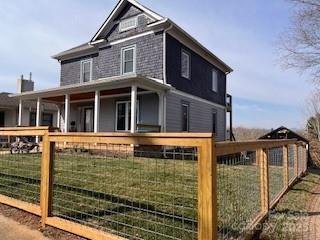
[{"left": 119, "top": 16, "right": 138, "bottom": 32}]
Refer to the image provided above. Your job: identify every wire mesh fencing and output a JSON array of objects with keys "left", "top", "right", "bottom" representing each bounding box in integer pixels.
[
  {"left": 268, "top": 147, "right": 284, "bottom": 204},
  {"left": 0, "top": 128, "right": 309, "bottom": 240},
  {"left": 51, "top": 142, "right": 198, "bottom": 240},
  {"left": 217, "top": 151, "right": 261, "bottom": 239},
  {"left": 288, "top": 145, "right": 295, "bottom": 183},
  {"left": 0, "top": 134, "right": 41, "bottom": 205}
]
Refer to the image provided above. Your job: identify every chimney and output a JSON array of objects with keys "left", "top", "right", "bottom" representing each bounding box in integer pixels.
[{"left": 17, "top": 72, "right": 34, "bottom": 93}]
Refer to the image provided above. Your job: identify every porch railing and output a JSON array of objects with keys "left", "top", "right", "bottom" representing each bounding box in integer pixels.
[{"left": 0, "top": 127, "right": 308, "bottom": 240}]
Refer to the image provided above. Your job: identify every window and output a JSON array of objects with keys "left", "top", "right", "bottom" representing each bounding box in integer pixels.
[
  {"left": 80, "top": 59, "right": 92, "bottom": 83},
  {"left": 84, "top": 108, "right": 94, "bottom": 132},
  {"left": 42, "top": 113, "right": 53, "bottom": 127},
  {"left": 119, "top": 16, "right": 138, "bottom": 32},
  {"left": 212, "top": 112, "right": 217, "bottom": 134},
  {"left": 116, "top": 101, "right": 139, "bottom": 131},
  {"left": 181, "top": 50, "right": 191, "bottom": 79},
  {"left": 29, "top": 112, "right": 53, "bottom": 127},
  {"left": 29, "top": 112, "right": 36, "bottom": 126},
  {"left": 182, "top": 103, "right": 189, "bottom": 132},
  {"left": 121, "top": 46, "right": 136, "bottom": 75},
  {"left": 212, "top": 69, "right": 218, "bottom": 92}
]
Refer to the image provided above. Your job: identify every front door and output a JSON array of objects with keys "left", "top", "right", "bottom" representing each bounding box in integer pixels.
[
  {"left": 0, "top": 112, "right": 4, "bottom": 127},
  {"left": 84, "top": 108, "right": 94, "bottom": 132}
]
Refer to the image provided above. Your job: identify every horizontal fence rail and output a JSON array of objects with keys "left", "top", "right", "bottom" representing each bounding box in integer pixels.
[{"left": 0, "top": 127, "right": 308, "bottom": 240}]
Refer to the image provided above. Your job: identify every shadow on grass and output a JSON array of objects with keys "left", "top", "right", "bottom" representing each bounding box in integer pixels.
[
  {"left": 274, "top": 209, "right": 320, "bottom": 217},
  {"left": 290, "top": 188, "right": 320, "bottom": 195},
  {"left": 0, "top": 172, "right": 196, "bottom": 227},
  {"left": 54, "top": 184, "right": 196, "bottom": 226},
  {"left": 307, "top": 168, "right": 320, "bottom": 175}
]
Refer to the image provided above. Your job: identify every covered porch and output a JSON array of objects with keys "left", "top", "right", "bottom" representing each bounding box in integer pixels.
[{"left": 11, "top": 75, "right": 171, "bottom": 133}]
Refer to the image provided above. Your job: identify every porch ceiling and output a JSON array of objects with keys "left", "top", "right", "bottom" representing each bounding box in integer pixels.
[
  {"left": 9, "top": 75, "right": 172, "bottom": 101},
  {"left": 43, "top": 87, "right": 147, "bottom": 103}
]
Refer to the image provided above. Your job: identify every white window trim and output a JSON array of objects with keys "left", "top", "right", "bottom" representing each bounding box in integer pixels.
[
  {"left": 181, "top": 50, "right": 191, "bottom": 79},
  {"left": 120, "top": 45, "right": 137, "bottom": 75},
  {"left": 80, "top": 59, "right": 93, "bottom": 83},
  {"left": 119, "top": 16, "right": 138, "bottom": 32},
  {"left": 212, "top": 69, "right": 218, "bottom": 92},
  {"left": 115, "top": 100, "right": 140, "bottom": 132},
  {"left": 181, "top": 103, "right": 190, "bottom": 132}
]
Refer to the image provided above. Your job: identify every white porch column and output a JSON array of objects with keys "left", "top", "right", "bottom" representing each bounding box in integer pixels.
[
  {"left": 36, "top": 97, "right": 42, "bottom": 127},
  {"left": 18, "top": 98, "right": 23, "bottom": 126},
  {"left": 130, "top": 85, "right": 137, "bottom": 133},
  {"left": 35, "top": 97, "right": 42, "bottom": 143},
  {"left": 94, "top": 90, "right": 100, "bottom": 133},
  {"left": 57, "top": 105, "right": 61, "bottom": 129},
  {"left": 64, "top": 94, "right": 70, "bottom": 133},
  {"left": 158, "top": 92, "right": 164, "bottom": 132}
]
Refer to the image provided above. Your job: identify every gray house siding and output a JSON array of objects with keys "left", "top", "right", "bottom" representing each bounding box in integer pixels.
[
  {"left": 106, "top": 5, "right": 155, "bottom": 42},
  {"left": 166, "top": 34, "right": 227, "bottom": 106},
  {"left": 166, "top": 92, "right": 226, "bottom": 141},
  {"left": 60, "top": 33, "right": 163, "bottom": 86}
]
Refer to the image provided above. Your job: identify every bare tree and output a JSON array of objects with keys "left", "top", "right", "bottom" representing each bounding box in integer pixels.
[
  {"left": 307, "top": 91, "right": 320, "bottom": 140},
  {"left": 279, "top": 0, "right": 320, "bottom": 83}
]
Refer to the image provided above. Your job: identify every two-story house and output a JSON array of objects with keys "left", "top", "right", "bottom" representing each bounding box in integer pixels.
[{"left": 10, "top": 0, "right": 233, "bottom": 141}]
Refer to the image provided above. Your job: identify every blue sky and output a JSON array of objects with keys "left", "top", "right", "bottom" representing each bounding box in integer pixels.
[{"left": 0, "top": 0, "right": 312, "bottom": 129}]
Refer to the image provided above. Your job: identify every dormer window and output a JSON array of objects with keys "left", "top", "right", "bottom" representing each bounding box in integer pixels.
[
  {"left": 80, "top": 59, "right": 92, "bottom": 83},
  {"left": 119, "top": 16, "right": 138, "bottom": 32}
]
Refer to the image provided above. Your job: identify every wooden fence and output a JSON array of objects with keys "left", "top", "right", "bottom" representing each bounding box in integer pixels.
[{"left": 0, "top": 127, "right": 308, "bottom": 240}]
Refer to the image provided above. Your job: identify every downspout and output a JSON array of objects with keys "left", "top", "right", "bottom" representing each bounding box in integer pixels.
[
  {"left": 162, "top": 21, "right": 173, "bottom": 132},
  {"left": 163, "top": 21, "right": 173, "bottom": 84}
]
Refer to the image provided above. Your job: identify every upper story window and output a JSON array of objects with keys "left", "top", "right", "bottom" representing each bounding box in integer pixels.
[
  {"left": 212, "top": 69, "right": 218, "bottom": 92},
  {"left": 181, "top": 50, "right": 191, "bottom": 79},
  {"left": 119, "top": 16, "right": 138, "bottom": 32},
  {"left": 80, "top": 59, "right": 92, "bottom": 83},
  {"left": 121, "top": 45, "right": 136, "bottom": 75}
]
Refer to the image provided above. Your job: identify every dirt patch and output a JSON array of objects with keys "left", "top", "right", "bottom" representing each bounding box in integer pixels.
[{"left": 0, "top": 204, "right": 86, "bottom": 240}]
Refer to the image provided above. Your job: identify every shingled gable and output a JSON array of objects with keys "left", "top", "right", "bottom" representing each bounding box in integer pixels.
[
  {"left": 91, "top": 0, "right": 164, "bottom": 43},
  {"left": 52, "top": 0, "right": 233, "bottom": 73}
]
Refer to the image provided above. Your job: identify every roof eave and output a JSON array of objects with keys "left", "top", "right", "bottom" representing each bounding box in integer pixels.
[
  {"left": 150, "top": 19, "right": 233, "bottom": 74},
  {"left": 9, "top": 75, "right": 172, "bottom": 100}
]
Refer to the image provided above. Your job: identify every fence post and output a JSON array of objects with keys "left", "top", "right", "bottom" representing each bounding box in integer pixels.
[
  {"left": 303, "top": 144, "right": 308, "bottom": 174},
  {"left": 282, "top": 146, "right": 289, "bottom": 189},
  {"left": 40, "top": 133, "right": 55, "bottom": 227},
  {"left": 198, "top": 137, "right": 217, "bottom": 240},
  {"left": 293, "top": 144, "right": 298, "bottom": 178},
  {"left": 258, "top": 148, "right": 269, "bottom": 213}
]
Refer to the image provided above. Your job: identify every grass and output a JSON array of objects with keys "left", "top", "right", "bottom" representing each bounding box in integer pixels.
[
  {"left": 0, "top": 150, "right": 285, "bottom": 240},
  {"left": 259, "top": 169, "right": 320, "bottom": 240}
]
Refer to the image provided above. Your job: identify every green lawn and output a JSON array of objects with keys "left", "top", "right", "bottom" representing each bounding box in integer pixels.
[{"left": 0, "top": 151, "right": 285, "bottom": 240}]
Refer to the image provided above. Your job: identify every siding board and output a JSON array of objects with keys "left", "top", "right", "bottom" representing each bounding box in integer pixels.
[
  {"left": 166, "top": 34, "right": 227, "bottom": 106},
  {"left": 166, "top": 92, "right": 226, "bottom": 141}
]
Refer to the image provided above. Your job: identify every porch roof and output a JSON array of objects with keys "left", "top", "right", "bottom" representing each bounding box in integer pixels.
[{"left": 9, "top": 75, "right": 172, "bottom": 101}]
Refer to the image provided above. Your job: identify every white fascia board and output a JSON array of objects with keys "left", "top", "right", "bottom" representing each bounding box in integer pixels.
[
  {"left": 126, "top": 0, "right": 163, "bottom": 21},
  {"left": 91, "top": 0, "right": 126, "bottom": 42},
  {"left": 170, "top": 89, "right": 226, "bottom": 110}
]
